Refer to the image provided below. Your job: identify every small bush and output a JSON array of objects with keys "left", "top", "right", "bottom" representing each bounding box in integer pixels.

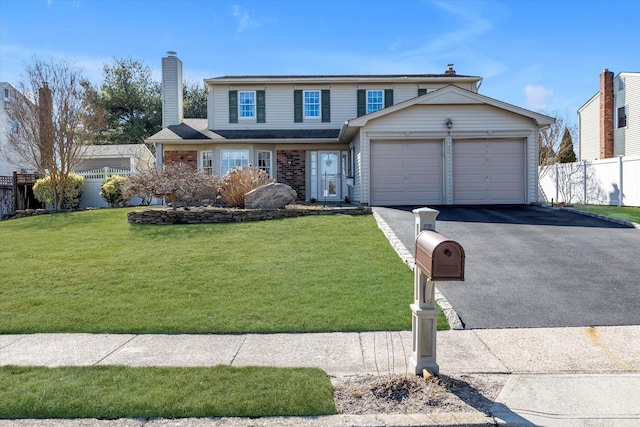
[
  {"left": 122, "top": 164, "right": 220, "bottom": 209},
  {"left": 33, "top": 173, "right": 84, "bottom": 210},
  {"left": 219, "top": 167, "right": 273, "bottom": 208},
  {"left": 100, "top": 175, "right": 129, "bottom": 207}
]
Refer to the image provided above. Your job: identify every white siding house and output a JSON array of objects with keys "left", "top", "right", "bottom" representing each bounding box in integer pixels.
[
  {"left": 0, "top": 82, "right": 27, "bottom": 176},
  {"left": 578, "top": 70, "right": 640, "bottom": 160},
  {"left": 148, "top": 54, "right": 554, "bottom": 206}
]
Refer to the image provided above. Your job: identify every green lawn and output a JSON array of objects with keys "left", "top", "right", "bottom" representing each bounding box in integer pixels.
[
  {"left": 0, "top": 365, "right": 335, "bottom": 419},
  {"left": 573, "top": 205, "right": 640, "bottom": 224},
  {"left": 0, "top": 208, "right": 448, "bottom": 333}
]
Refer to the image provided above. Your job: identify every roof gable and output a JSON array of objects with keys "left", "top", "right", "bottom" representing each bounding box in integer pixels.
[{"left": 339, "top": 85, "right": 555, "bottom": 141}]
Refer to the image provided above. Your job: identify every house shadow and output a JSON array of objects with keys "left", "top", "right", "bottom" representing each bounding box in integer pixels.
[{"left": 438, "top": 374, "right": 535, "bottom": 426}]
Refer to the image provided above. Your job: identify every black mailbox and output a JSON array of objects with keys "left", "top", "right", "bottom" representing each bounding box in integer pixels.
[{"left": 415, "top": 230, "right": 465, "bottom": 281}]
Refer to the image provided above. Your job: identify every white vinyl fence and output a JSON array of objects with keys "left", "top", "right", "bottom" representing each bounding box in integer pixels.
[
  {"left": 77, "top": 167, "right": 159, "bottom": 208},
  {"left": 539, "top": 155, "right": 640, "bottom": 206}
]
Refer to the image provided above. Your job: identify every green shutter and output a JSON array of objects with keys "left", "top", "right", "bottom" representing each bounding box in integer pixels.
[
  {"left": 357, "top": 89, "right": 366, "bottom": 117},
  {"left": 257, "top": 90, "right": 266, "bottom": 123},
  {"left": 418, "top": 88, "right": 427, "bottom": 96},
  {"left": 384, "top": 89, "right": 393, "bottom": 108},
  {"left": 229, "top": 90, "right": 238, "bottom": 123},
  {"left": 294, "top": 90, "right": 303, "bottom": 123},
  {"left": 321, "top": 90, "right": 330, "bottom": 123}
]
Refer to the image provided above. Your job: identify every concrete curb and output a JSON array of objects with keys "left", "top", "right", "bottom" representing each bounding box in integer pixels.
[
  {"left": 0, "top": 413, "right": 497, "bottom": 426},
  {"left": 372, "top": 210, "right": 465, "bottom": 330},
  {"left": 535, "top": 202, "right": 640, "bottom": 229}
]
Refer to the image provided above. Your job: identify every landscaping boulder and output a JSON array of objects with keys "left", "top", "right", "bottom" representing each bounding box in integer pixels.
[{"left": 245, "top": 182, "right": 297, "bottom": 209}]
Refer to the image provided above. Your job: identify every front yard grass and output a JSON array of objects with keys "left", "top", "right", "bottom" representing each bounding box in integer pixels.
[
  {"left": 0, "top": 208, "right": 448, "bottom": 333},
  {"left": 0, "top": 365, "right": 335, "bottom": 419},
  {"left": 573, "top": 205, "right": 640, "bottom": 224}
]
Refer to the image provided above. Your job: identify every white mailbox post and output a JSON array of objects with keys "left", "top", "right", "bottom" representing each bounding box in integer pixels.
[{"left": 410, "top": 207, "right": 465, "bottom": 375}]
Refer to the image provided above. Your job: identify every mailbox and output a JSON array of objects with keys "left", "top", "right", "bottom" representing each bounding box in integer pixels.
[{"left": 415, "top": 230, "right": 465, "bottom": 281}]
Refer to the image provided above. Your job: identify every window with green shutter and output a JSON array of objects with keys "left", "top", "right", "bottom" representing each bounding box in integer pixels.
[
  {"left": 321, "top": 90, "right": 330, "bottom": 122},
  {"left": 357, "top": 89, "right": 366, "bottom": 117},
  {"left": 257, "top": 90, "right": 265, "bottom": 123},
  {"left": 294, "top": 90, "right": 303, "bottom": 123},
  {"left": 229, "top": 90, "right": 238, "bottom": 123},
  {"left": 384, "top": 89, "right": 393, "bottom": 108}
]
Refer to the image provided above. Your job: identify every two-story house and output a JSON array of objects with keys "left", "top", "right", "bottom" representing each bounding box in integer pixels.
[
  {"left": 148, "top": 53, "right": 553, "bottom": 206},
  {"left": 578, "top": 69, "right": 640, "bottom": 161},
  {"left": 0, "top": 82, "right": 27, "bottom": 176}
]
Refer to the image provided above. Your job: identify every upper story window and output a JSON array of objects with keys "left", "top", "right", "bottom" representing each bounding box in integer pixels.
[
  {"left": 367, "top": 90, "right": 384, "bottom": 114},
  {"left": 239, "top": 91, "right": 255, "bottom": 118},
  {"left": 618, "top": 106, "right": 627, "bottom": 128},
  {"left": 618, "top": 78, "right": 625, "bottom": 91},
  {"left": 304, "top": 90, "right": 320, "bottom": 118},
  {"left": 3, "top": 88, "right": 9, "bottom": 100}
]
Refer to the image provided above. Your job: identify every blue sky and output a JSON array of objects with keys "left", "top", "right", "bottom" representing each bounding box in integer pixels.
[{"left": 1, "top": 0, "right": 640, "bottom": 125}]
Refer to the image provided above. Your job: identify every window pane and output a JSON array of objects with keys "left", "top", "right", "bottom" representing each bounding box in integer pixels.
[
  {"left": 221, "top": 150, "right": 249, "bottom": 175},
  {"left": 201, "top": 151, "right": 213, "bottom": 175},
  {"left": 367, "top": 90, "right": 383, "bottom": 114},
  {"left": 239, "top": 91, "right": 255, "bottom": 117},
  {"left": 258, "top": 151, "right": 272, "bottom": 176},
  {"left": 304, "top": 90, "right": 320, "bottom": 118}
]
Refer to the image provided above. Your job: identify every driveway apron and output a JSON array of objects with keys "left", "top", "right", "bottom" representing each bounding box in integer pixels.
[{"left": 374, "top": 205, "right": 640, "bottom": 329}]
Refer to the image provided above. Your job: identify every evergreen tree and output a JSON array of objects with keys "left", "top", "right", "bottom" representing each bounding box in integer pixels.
[
  {"left": 183, "top": 82, "right": 207, "bottom": 118},
  {"left": 556, "top": 127, "right": 577, "bottom": 163}
]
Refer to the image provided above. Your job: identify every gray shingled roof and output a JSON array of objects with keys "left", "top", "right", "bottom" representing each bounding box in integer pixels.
[
  {"left": 167, "top": 123, "right": 210, "bottom": 139},
  {"left": 209, "top": 74, "right": 477, "bottom": 79}
]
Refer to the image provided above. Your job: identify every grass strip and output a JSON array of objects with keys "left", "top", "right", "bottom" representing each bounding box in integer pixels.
[
  {"left": 0, "top": 209, "right": 448, "bottom": 333},
  {"left": 0, "top": 365, "right": 336, "bottom": 419}
]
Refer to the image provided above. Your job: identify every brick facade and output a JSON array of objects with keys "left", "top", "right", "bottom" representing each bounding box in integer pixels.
[
  {"left": 164, "top": 150, "right": 198, "bottom": 169},
  {"left": 599, "top": 69, "right": 615, "bottom": 159},
  {"left": 277, "top": 150, "right": 305, "bottom": 200}
]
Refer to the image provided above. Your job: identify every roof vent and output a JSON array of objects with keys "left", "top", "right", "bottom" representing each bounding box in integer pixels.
[
  {"left": 445, "top": 64, "right": 456, "bottom": 76},
  {"left": 167, "top": 51, "right": 177, "bottom": 56}
]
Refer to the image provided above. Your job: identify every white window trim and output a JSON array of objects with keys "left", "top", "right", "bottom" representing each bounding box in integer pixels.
[
  {"left": 257, "top": 150, "right": 273, "bottom": 178},
  {"left": 239, "top": 91, "right": 256, "bottom": 119},
  {"left": 200, "top": 150, "right": 214, "bottom": 175},
  {"left": 303, "top": 90, "right": 321, "bottom": 119},
  {"left": 366, "top": 89, "right": 384, "bottom": 114},
  {"left": 220, "top": 149, "right": 250, "bottom": 176}
]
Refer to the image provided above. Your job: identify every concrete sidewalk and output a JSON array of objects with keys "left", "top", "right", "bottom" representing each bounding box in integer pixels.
[{"left": 2, "top": 326, "right": 640, "bottom": 426}]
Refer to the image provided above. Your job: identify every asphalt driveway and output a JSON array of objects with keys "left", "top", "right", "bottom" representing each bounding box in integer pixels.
[{"left": 374, "top": 205, "right": 640, "bottom": 329}]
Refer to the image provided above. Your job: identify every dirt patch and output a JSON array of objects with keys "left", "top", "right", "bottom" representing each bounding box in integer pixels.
[{"left": 332, "top": 373, "right": 508, "bottom": 415}]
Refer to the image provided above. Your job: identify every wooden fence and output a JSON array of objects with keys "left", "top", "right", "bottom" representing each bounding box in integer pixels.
[{"left": 539, "top": 155, "right": 640, "bottom": 206}]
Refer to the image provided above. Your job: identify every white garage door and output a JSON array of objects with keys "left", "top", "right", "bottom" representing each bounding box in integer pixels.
[
  {"left": 371, "top": 141, "right": 443, "bottom": 205},
  {"left": 453, "top": 139, "right": 525, "bottom": 204}
]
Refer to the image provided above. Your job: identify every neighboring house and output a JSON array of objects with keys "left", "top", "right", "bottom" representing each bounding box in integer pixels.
[
  {"left": 0, "top": 82, "right": 27, "bottom": 176},
  {"left": 75, "top": 144, "right": 156, "bottom": 173},
  {"left": 578, "top": 70, "right": 640, "bottom": 161},
  {"left": 148, "top": 53, "right": 554, "bottom": 206}
]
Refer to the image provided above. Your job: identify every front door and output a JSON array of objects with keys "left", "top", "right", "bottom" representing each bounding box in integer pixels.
[{"left": 318, "top": 151, "right": 340, "bottom": 201}]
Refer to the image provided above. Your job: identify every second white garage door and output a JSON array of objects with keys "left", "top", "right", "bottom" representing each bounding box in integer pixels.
[
  {"left": 371, "top": 141, "right": 443, "bottom": 205},
  {"left": 453, "top": 139, "right": 525, "bottom": 204}
]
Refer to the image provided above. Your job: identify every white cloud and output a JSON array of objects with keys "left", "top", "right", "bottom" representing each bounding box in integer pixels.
[
  {"left": 525, "top": 85, "right": 553, "bottom": 110},
  {"left": 232, "top": 5, "right": 257, "bottom": 32}
]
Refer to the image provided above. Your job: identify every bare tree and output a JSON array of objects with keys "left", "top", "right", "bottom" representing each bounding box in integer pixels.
[
  {"left": 3, "top": 57, "right": 105, "bottom": 211},
  {"left": 538, "top": 111, "right": 577, "bottom": 179}
]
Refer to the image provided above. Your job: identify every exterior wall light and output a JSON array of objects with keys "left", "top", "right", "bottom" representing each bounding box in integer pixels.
[{"left": 445, "top": 118, "right": 453, "bottom": 129}]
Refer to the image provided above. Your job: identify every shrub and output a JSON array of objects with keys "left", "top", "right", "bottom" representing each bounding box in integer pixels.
[
  {"left": 219, "top": 166, "right": 273, "bottom": 208},
  {"left": 33, "top": 173, "right": 84, "bottom": 210},
  {"left": 100, "top": 175, "right": 129, "bottom": 207},
  {"left": 122, "top": 164, "right": 220, "bottom": 209}
]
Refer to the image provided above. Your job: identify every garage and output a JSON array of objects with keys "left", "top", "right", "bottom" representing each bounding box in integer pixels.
[
  {"left": 370, "top": 141, "right": 443, "bottom": 205},
  {"left": 453, "top": 139, "right": 525, "bottom": 204}
]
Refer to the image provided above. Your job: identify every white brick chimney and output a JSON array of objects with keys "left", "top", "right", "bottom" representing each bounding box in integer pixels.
[{"left": 162, "top": 51, "right": 183, "bottom": 128}]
